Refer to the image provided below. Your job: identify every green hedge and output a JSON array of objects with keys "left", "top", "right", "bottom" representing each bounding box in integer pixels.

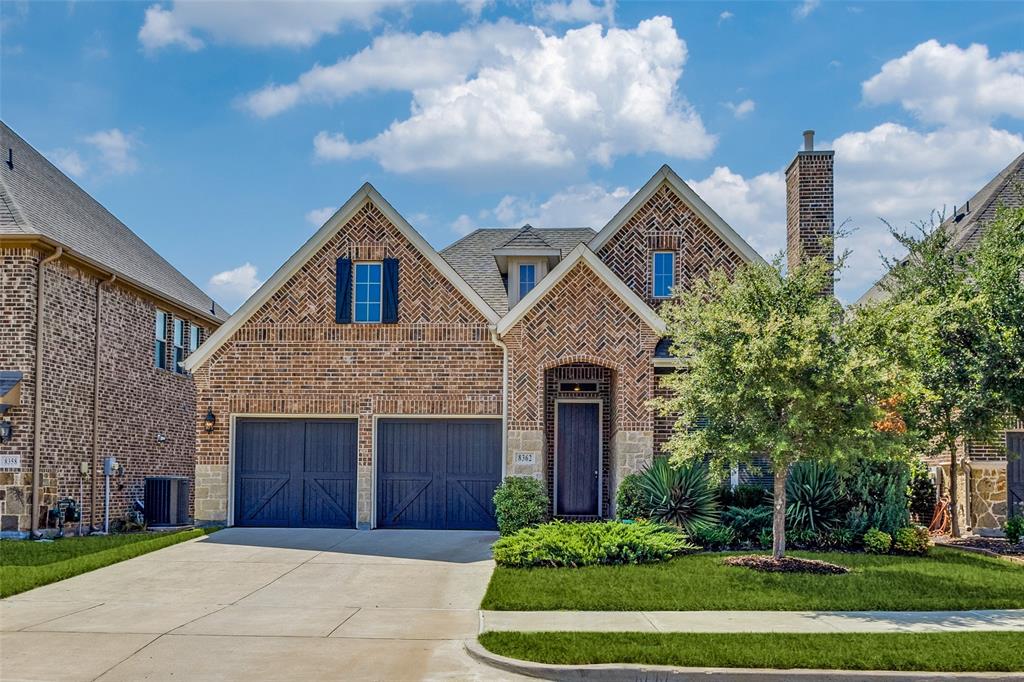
[{"left": 492, "top": 520, "right": 694, "bottom": 568}]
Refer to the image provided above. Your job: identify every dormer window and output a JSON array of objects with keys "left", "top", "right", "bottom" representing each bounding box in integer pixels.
[
  {"left": 519, "top": 264, "right": 536, "bottom": 299},
  {"left": 653, "top": 251, "right": 675, "bottom": 298}
]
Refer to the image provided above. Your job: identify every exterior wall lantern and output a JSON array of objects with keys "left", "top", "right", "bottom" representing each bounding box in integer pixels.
[
  {"left": 203, "top": 408, "right": 216, "bottom": 433},
  {"left": 0, "top": 419, "right": 11, "bottom": 443}
]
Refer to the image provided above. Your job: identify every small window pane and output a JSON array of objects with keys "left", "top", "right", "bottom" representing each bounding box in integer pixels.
[
  {"left": 154, "top": 311, "right": 167, "bottom": 369},
  {"left": 519, "top": 264, "right": 536, "bottom": 299},
  {"left": 155, "top": 310, "right": 166, "bottom": 340},
  {"left": 189, "top": 326, "right": 200, "bottom": 352},
  {"left": 653, "top": 252, "right": 675, "bottom": 298},
  {"left": 173, "top": 319, "right": 184, "bottom": 347},
  {"left": 354, "top": 263, "right": 382, "bottom": 323}
]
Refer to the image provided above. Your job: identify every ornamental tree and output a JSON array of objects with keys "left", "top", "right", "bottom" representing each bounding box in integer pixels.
[
  {"left": 860, "top": 205, "right": 1024, "bottom": 537},
  {"left": 655, "top": 254, "right": 907, "bottom": 559}
]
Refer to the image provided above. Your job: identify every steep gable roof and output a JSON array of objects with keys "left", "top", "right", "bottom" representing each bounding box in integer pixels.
[
  {"left": 498, "top": 224, "right": 552, "bottom": 249},
  {"left": 0, "top": 121, "right": 227, "bottom": 323},
  {"left": 441, "top": 227, "right": 594, "bottom": 315},
  {"left": 496, "top": 243, "right": 665, "bottom": 336},
  {"left": 855, "top": 151, "right": 1024, "bottom": 306},
  {"left": 184, "top": 182, "right": 500, "bottom": 371},
  {"left": 589, "top": 164, "right": 766, "bottom": 266}
]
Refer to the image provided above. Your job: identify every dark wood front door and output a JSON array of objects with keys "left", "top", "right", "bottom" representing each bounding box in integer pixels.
[
  {"left": 1009, "top": 432, "right": 1024, "bottom": 516},
  {"left": 556, "top": 402, "right": 600, "bottom": 516}
]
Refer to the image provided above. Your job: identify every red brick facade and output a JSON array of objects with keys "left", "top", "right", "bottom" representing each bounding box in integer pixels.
[
  {"left": 786, "top": 150, "right": 835, "bottom": 293},
  {"left": 0, "top": 247, "right": 208, "bottom": 533},
  {"left": 596, "top": 183, "right": 746, "bottom": 309}
]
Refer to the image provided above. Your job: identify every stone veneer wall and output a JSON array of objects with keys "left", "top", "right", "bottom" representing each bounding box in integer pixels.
[
  {"left": 192, "top": 200, "right": 503, "bottom": 526},
  {"left": 596, "top": 182, "right": 745, "bottom": 310},
  {"left": 0, "top": 247, "right": 206, "bottom": 532},
  {"left": 968, "top": 462, "right": 1007, "bottom": 531}
]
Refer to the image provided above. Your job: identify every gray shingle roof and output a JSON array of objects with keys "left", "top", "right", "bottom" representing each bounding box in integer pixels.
[
  {"left": 0, "top": 121, "right": 227, "bottom": 322},
  {"left": 497, "top": 224, "right": 553, "bottom": 249},
  {"left": 441, "top": 227, "right": 595, "bottom": 314},
  {"left": 855, "top": 151, "right": 1024, "bottom": 306}
]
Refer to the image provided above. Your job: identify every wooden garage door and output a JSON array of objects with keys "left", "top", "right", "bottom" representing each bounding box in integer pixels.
[
  {"left": 235, "top": 419, "right": 357, "bottom": 528},
  {"left": 376, "top": 419, "right": 501, "bottom": 530}
]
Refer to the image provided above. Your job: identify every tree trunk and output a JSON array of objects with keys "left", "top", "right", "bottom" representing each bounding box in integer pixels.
[
  {"left": 948, "top": 439, "right": 962, "bottom": 539},
  {"left": 772, "top": 463, "right": 790, "bottom": 560}
]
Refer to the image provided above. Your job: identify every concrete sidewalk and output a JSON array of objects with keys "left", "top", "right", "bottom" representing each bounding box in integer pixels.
[{"left": 480, "top": 609, "right": 1024, "bottom": 634}]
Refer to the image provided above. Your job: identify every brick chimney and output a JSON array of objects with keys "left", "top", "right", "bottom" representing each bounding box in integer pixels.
[{"left": 785, "top": 130, "right": 834, "bottom": 294}]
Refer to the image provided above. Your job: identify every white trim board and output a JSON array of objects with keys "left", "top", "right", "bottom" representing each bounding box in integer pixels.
[
  {"left": 496, "top": 243, "right": 666, "bottom": 336},
  {"left": 183, "top": 183, "right": 500, "bottom": 372},
  {"left": 588, "top": 165, "right": 767, "bottom": 266}
]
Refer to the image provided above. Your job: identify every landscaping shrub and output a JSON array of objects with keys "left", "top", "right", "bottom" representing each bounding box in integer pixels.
[
  {"left": 842, "top": 460, "right": 911, "bottom": 536},
  {"left": 1003, "top": 514, "right": 1024, "bottom": 545},
  {"left": 491, "top": 520, "right": 694, "bottom": 568},
  {"left": 893, "top": 526, "right": 931, "bottom": 555},
  {"left": 787, "top": 528, "right": 820, "bottom": 550},
  {"left": 863, "top": 528, "right": 893, "bottom": 554},
  {"left": 691, "top": 523, "right": 736, "bottom": 551},
  {"left": 785, "top": 461, "right": 843, "bottom": 532},
  {"left": 757, "top": 529, "right": 773, "bottom": 549},
  {"left": 909, "top": 463, "right": 937, "bottom": 522},
  {"left": 493, "top": 477, "right": 549, "bottom": 536},
  {"left": 818, "top": 527, "right": 856, "bottom": 550},
  {"left": 615, "top": 473, "right": 650, "bottom": 521},
  {"left": 718, "top": 484, "right": 768, "bottom": 509},
  {"left": 637, "top": 458, "right": 720, "bottom": 534},
  {"left": 722, "top": 505, "right": 772, "bottom": 544}
]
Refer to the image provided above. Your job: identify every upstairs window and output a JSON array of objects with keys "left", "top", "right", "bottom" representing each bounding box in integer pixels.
[
  {"left": 653, "top": 251, "right": 675, "bottom": 298},
  {"left": 154, "top": 310, "right": 167, "bottom": 369},
  {"left": 173, "top": 318, "right": 185, "bottom": 373},
  {"left": 354, "top": 262, "right": 382, "bottom": 323},
  {"left": 518, "top": 263, "right": 536, "bottom": 299},
  {"left": 189, "top": 325, "right": 200, "bottom": 354}
]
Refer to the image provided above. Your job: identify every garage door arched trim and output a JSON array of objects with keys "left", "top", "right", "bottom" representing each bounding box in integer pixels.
[{"left": 373, "top": 415, "right": 503, "bottom": 530}]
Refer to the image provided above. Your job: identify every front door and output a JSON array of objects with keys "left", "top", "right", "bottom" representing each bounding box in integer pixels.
[{"left": 556, "top": 401, "right": 600, "bottom": 516}]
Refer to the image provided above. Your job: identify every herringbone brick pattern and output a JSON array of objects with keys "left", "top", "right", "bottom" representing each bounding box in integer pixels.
[
  {"left": 597, "top": 182, "right": 745, "bottom": 307},
  {"left": 504, "top": 261, "right": 659, "bottom": 432}
]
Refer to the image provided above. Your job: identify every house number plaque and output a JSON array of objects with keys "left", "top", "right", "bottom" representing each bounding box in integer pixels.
[
  {"left": 514, "top": 452, "right": 535, "bottom": 465},
  {"left": 0, "top": 454, "right": 20, "bottom": 469}
]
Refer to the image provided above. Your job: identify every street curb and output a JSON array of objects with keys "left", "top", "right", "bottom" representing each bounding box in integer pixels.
[{"left": 463, "top": 639, "right": 1022, "bottom": 681}]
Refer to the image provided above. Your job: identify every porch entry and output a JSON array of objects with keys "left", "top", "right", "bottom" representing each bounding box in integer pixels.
[{"left": 555, "top": 401, "right": 601, "bottom": 517}]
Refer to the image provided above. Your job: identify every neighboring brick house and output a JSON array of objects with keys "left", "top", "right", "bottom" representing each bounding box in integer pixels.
[
  {"left": 0, "top": 122, "right": 227, "bottom": 536},
  {"left": 857, "top": 151, "right": 1024, "bottom": 533},
  {"left": 184, "top": 135, "right": 833, "bottom": 530}
]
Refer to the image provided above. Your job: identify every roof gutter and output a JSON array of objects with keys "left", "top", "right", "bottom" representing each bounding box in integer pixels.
[{"left": 31, "top": 245, "right": 62, "bottom": 538}]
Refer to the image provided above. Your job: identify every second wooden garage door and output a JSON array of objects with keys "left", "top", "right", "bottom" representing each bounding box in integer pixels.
[{"left": 376, "top": 418, "right": 501, "bottom": 530}]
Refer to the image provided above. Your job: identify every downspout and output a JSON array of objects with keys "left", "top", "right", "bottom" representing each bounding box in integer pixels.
[
  {"left": 90, "top": 274, "right": 116, "bottom": 531},
  {"left": 31, "top": 246, "right": 62, "bottom": 538},
  {"left": 489, "top": 327, "right": 509, "bottom": 479}
]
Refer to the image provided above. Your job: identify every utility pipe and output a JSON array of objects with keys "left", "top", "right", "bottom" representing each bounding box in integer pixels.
[
  {"left": 488, "top": 327, "right": 509, "bottom": 479},
  {"left": 31, "top": 246, "right": 62, "bottom": 538},
  {"left": 90, "top": 274, "right": 116, "bottom": 531}
]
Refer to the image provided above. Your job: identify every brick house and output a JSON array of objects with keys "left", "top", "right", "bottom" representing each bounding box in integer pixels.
[
  {"left": 857, "top": 151, "right": 1024, "bottom": 533},
  {"left": 0, "top": 122, "right": 227, "bottom": 535},
  {"left": 184, "top": 134, "right": 834, "bottom": 530}
]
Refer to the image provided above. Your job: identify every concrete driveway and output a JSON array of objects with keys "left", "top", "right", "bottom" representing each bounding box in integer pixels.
[{"left": 1, "top": 528, "right": 523, "bottom": 681}]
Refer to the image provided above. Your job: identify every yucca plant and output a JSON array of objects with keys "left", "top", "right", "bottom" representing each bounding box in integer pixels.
[
  {"left": 783, "top": 460, "right": 843, "bottom": 532},
  {"left": 637, "top": 458, "right": 720, "bottom": 534}
]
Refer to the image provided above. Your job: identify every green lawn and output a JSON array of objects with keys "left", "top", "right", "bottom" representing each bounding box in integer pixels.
[
  {"left": 0, "top": 528, "right": 216, "bottom": 598},
  {"left": 482, "top": 548, "right": 1024, "bottom": 611},
  {"left": 479, "top": 632, "right": 1024, "bottom": 672}
]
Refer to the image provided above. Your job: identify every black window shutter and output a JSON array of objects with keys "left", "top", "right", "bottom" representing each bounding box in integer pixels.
[
  {"left": 382, "top": 258, "right": 399, "bottom": 323},
  {"left": 336, "top": 257, "right": 352, "bottom": 323}
]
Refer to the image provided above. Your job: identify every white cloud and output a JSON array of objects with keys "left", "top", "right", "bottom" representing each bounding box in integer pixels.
[
  {"left": 793, "top": 0, "right": 820, "bottom": 19},
  {"left": 207, "top": 262, "right": 262, "bottom": 311},
  {"left": 725, "top": 98, "right": 755, "bottom": 119},
  {"left": 84, "top": 129, "right": 138, "bottom": 175},
  {"left": 718, "top": 11, "right": 734, "bottom": 25},
  {"left": 138, "top": 0, "right": 398, "bottom": 52},
  {"left": 49, "top": 148, "right": 87, "bottom": 177},
  {"left": 451, "top": 214, "right": 477, "bottom": 236},
  {"left": 309, "top": 17, "right": 715, "bottom": 174},
  {"left": 459, "top": 0, "right": 492, "bottom": 20},
  {"left": 534, "top": 0, "right": 615, "bottom": 25},
  {"left": 862, "top": 40, "right": 1024, "bottom": 126},
  {"left": 305, "top": 206, "right": 336, "bottom": 228},
  {"left": 688, "top": 166, "right": 786, "bottom": 258}
]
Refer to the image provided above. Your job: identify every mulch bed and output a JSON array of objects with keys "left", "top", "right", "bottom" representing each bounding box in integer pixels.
[
  {"left": 723, "top": 555, "right": 850, "bottom": 574},
  {"left": 941, "top": 537, "right": 1024, "bottom": 557}
]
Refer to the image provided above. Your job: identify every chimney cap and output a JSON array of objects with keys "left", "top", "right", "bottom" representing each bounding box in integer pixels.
[{"left": 802, "top": 130, "right": 815, "bottom": 152}]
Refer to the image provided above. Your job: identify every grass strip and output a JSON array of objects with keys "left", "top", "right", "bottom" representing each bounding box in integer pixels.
[
  {"left": 479, "top": 631, "right": 1024, "bottom": 672},
  {"left": 482, "top": 548, "right": 1024, "bottom": 612},
  {"left": 0, "top": 528, "right": 217, "bottom": 598}
]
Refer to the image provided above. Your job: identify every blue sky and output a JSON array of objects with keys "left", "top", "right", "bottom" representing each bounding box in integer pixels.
[{"left": 3, "top": 0, "right": 1023, "bottom": 309}]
